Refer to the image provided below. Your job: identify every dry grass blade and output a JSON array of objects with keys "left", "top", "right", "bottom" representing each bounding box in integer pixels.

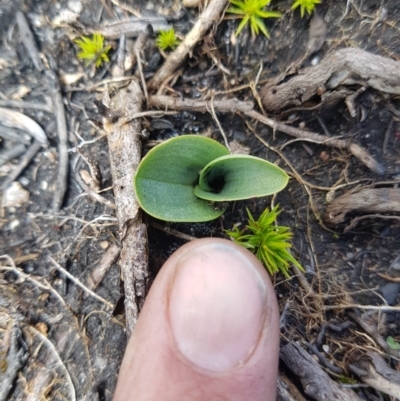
[{"left": 49, "top": 257, "right": 114, "bottom": 311}]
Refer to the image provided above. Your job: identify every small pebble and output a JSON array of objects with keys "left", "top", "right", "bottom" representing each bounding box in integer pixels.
[
  {"left": 40, "top": 181, "right": 48, "bottom": 190},
  {"left": 4, "top": 182, "right": 29, "bottom": 207},
  {"left": 99, "top": 241, "right": 109, "bottom": 250},
  {"left": 389, "top": 253, "right": 400, "bottom": 271},
  {"left": 35, "top": 322, "right": 48, "bottom": 336},
  {"left": 346, "top": 252, "right": 354, "bottom": 261},
  {"left": 80, "top": 170, "right": 92, "bottom": 186},
  {"left": 67, "top": 0, "right": 83, "bottom": 14},
  {"left": 8, "top": 219, "right": 20, "bottom": 230},
  {"left": 320, "top": 151, "right": 330, "bottom": 162},
  {"left": 311, "top": 56, "right": 321, "bottom": 66},
  {"left": 322, "top": 344, "right": 330, "bottom": 353},
  {"left": 19, "top": 177, "right": 30, "bottom": 186},
  {"left": 380, "top": 283, "right": 400, "bottom": 305}
]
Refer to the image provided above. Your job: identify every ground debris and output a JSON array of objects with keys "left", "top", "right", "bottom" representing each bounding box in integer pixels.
[
  {"left": 349, "top": 351, "right": 400, "bottom": 399},
  {"left": 324, "top": 187, "right": 400, "bottom": 226},
  {"left": 280, "top": 342, "right": 364, "bottom": 401},
  {"left": 261, "top": 48, "right": 400, "bottom": 112},
  {"left": 102, "top": 80, "right": 149, "bottom": 337}
]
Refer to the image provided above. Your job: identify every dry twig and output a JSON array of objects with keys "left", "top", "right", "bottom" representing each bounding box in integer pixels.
[
  {"left": 16, "top": 11, "right": 43, "bottom": 71},
  {"left": 46, "top": 70, "right": 69, "bottom": 213},
  {"left": 0, "top": 107, "right": 47, "bottom": 145},
  {"left": 150, "top": 95, "right": 253, "bottom": 113},
  {"left": 25, "top": 326, "right": 76, "bottom": 401},
  {"left": 246, "top": 109, "right": 385, "bottom": 175},
  {"left": 0, "top": 140, "right": 41, "bottom": 191},
  {"left": 86, "top": 244, "right": 121, "bottom": 291},
  {"left": 150, "top": 0, "right": 228, "bottom": 88},
  {"left": 0, "top": 99, "right": 52, "bottom": 112},
  {"left": 150, "top": 222, "right": 198, "bottom": 242},
  {"left": 49, "top": 257, "right": 114, "bottom": 310},
  {"left": 348, "top": 311, "right": 400, "bottom": 358}
]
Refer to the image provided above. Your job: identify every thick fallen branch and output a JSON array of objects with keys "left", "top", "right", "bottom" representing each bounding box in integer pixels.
[
  {"left": 349, "top": 351, "right": 400, "bottom": 399},
  {"left": 280, "top": 343, "right": 363, "bottom": 401},
  {"left": 150, "top": 0, "right": 228, "bottom": 88},
  {"left": 324, "top": 187, "right": 400, "bottom": 226},
  {"left": 102, "top": 80, "right": 149, "bottom": 337},
  {"left": 261, "top": 48, "right": 400, "bottom": 111}
]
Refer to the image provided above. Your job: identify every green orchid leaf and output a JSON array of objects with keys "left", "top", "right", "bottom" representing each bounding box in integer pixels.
[
  {"left": 387, "top": 336, "right": 400, "bottom": 350},
  {"left": 194, "top": 155, "right": 289, "bottom": 202},
  {"left": 134, "top": 135, "right": 229, "bottom": 222}
]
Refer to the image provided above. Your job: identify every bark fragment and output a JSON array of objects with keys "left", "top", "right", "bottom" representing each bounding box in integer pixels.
[
  {"left": 261, "top": 48, "right": 400, "bottom": 112},
  {"left": 280, "top": 343, "right": 363, "bottom": 401},
  {"left": 324, "top": 187, "right": 400, "bottom": 226},
  {"left": 102, "top": 80, "right": 149, "bottom": 336}
]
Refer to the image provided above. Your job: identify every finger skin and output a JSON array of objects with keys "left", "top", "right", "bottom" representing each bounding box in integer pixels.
[{"left": 113, "top": 238, "right": 279, "bottom": 401}]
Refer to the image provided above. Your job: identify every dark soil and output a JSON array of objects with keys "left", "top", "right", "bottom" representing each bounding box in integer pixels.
[{"left": 1, "top": 0, "right": 400, "bottom": 400}]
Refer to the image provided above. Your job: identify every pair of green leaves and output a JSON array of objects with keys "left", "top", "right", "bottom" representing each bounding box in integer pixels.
[{"left": 134, "top": 135, "right": 288, "bottom": 222}]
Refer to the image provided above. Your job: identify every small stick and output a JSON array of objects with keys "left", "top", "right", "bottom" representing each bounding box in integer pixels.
[
  {"left": 324, "top": 304, "right": 400, "bottom": 312},
  {"left": 0, "top": 144, "right": 27, "bottom": 167},
  {"left": 25, "top": 326, "right": 76, "bottom": 401},
  {"left": 150, "top": 0, "right": 228, "bottom": 88},
  {"left": 99, "top": 0, "right": 115, "bottom": 18},
  {"left": 348, "top": 311, "right": 400, "bottom": 358},
  {"left": 0, "top": 125, "right": 31, "bottom": 145},
  {"left": 344, "top": 214, "right": 400, "bottom": 232},
  {"left": 76, "top": 149, "right": 101, "bottom": 191},
  {"left": 382, "top": 118, "right": 394, "bottom": 154},
  {"left": 49, "top": 257, "right": 114, "bottom": 310},
  {"left": 149, "top": 95, "right": 254, "bottom": 113},
  {"left": 16, "top": 11, "right": 43, "bottom": 71},
  {"left": 304, "top": 342, "right": 343, "bottom": 374},
  {"left": 150, "top": 222, "right": 197, "bottom": 241},
  {"left": 13, "top": 253, "right": 40, "bottom": 264},
  {"left": 0, "top": 254, "right": 66, "bottom": 306},
  {"left": 246, "top": 109, "right": 385, "bottom": 175},
  {"left": 47, "top": 71, "right": 69, "bottom": 212},
  {"left": 112, "top": 34, "right": 126, "bottom": 77},
  {"left": 88, "top": 17, "right": 170, "bottom": 40},
  {"left": 74, "top": 160, "right": 116, "bottom": 210},
  {"left": 0, "top": 99, "right": 52, "bottom": 112},
  {"left": 133, "top": 26, "right": 152, "bottom": 102},
  {"left": 0, "top": 140, "right": 41, "bottom": 191},
  {"left": 209, "top": 97, "right": 231, "bottom": 151},
  {"left": 86, "top": 244, "right": 120, "bottom": 291},
  {"left": 108, "top": 0, "right": 141, "bottom": 17},
  {"left": 0, "top": 107, "right": 48, "bottom": 145}
]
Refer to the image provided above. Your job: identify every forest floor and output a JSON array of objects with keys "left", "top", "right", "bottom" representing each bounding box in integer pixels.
[{"left": 1, "top": 0, "right": 400, "bottom": 400}]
